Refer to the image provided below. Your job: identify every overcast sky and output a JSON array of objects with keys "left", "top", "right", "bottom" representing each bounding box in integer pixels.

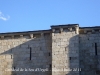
[{"left": 0, "top": 0, "right": 100, "bottom": 33}]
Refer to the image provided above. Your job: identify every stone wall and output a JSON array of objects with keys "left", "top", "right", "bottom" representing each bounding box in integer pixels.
[
  {"left": 0, "top": 24, "right": 100, "bottom": 75},
  {"left": 79, "top": 28, "right": 100, "bottom": 75},
  {"left": 51, "top": 25, "right": 79, "bottom": 75},
  {"left": 0, "top": 31, "right": 52, "bottom": 75}
]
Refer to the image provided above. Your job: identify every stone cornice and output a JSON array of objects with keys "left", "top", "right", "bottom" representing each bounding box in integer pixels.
[
  {"left": 0, "top": 24, "right": 100, "bottom": 38},
  {"left": 79, "top": 27, "right": 100, "bottom": 34}
]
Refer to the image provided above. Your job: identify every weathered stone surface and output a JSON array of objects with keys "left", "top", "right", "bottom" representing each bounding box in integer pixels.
[{"left": 0, "top": 24, "right": 100, "bottom": 75}]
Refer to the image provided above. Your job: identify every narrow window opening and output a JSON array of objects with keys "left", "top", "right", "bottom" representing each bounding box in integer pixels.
[
  {"left": 95, "top": 43, "right": 97, "bottom": 55},
  {"left": 49, "top": 64, "right": 51, "bottom": 68},
  {"left": 96, "top": 70, "right": 100, "bottom": 74},
  {"left": 65, "top": 47, "right": 66, "bottom": 51},
  {"left": 30, "top": 47, "right": 32, "bottom": 60},
  {"left": 69, "top": 57, "right": 71, "bottom": 60},
  {"left": 14, "top": 66, "right": 15, "bottom": 69},
  {"left": 88, "top": 38, "right": 89, "bottom": 40},
  {"left": 11, "top": 55, "right": 12, "bottom": 59},
  {"left": 49, "top": 52, "right": 50, "bottom": 56}
]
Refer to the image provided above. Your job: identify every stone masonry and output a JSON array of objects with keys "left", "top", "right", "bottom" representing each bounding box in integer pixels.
[{"left": 0, "top": 24, "right": 100, "bottom": 75}]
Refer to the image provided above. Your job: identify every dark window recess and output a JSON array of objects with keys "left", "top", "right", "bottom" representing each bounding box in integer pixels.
[
  {"left": 30, "top": 47, "right": 32, "bottom": 60},
  {"left": 49, "top": 64, "right": 51, "bottom": 68},
  {"left": 96, "top": 70, "right": 100, "bottom": 74},
  {"left": 69, "top": 57, "right": 71, "bottom": 60},
  {"left": 79, "top": 40, "right": 80, "bottom": 43},
  {"left": 88, "top": 38, "right": 89, "bottom": 40},
  {"left": 65, "top": 47, "right": 66, "bottom": 51},
  {"left": 95, "top": 43, "right": 97, "bottom": 55},
  {"left": 14, "top": 67, "right": 16, "bottom": 69},
  {"left": 11, "top": 55, "right": 12, "bottom": 59},
  {"left": 49, "top": 52, "right": 50, "bottom": 56}
]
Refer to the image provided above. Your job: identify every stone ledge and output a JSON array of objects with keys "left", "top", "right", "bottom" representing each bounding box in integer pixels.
[{"left": 0, "top": 30, "right": 51, "bottom": 39}]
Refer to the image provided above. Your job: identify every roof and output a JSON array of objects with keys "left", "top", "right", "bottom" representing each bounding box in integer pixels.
[{"left": 51, "top": 24, "right": 79, "bottom": 28}]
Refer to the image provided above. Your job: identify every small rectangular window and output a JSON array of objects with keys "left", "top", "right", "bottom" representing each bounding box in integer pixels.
[
  {"left": 49, "top": 52, "right": 50, "bottom": 56},
  {"left": 14, "top": 66, "right": 16, "bottom": 69},
  {"left": 30, "top": 47, "right": 32, "bottom": 60},
  {"left": 96, "top": 70, "right": 100, "bottom": 74},
  {"left": 95, "top": 43, "right": 97, "bottom": 55},
  {"left": 69, "top": 57, "right": 71, "bottom": 60},
  {"left": 11, "top": 55, "right": 12, "bottom": 59},
  {"left": 49, "top": 64, "right": 51, "bottom": 68}
]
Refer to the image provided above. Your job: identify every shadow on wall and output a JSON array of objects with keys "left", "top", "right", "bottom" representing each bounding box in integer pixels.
[
  {"left": 66, "top": 34, "right": 80, "bottom": 75},
  {"left": 52, "top": 31, "right": 80, "bottom": 75},
  {"left": 0, "top": 33, "right": 80, "bottom": 75},
  {"left": 0, "top": 34, "right": 52, "bottom": 75}
]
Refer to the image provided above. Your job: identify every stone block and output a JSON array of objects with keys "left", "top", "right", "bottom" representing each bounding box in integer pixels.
[{"left": 5, "top": 55, "right": 11, "bottom": 59}]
